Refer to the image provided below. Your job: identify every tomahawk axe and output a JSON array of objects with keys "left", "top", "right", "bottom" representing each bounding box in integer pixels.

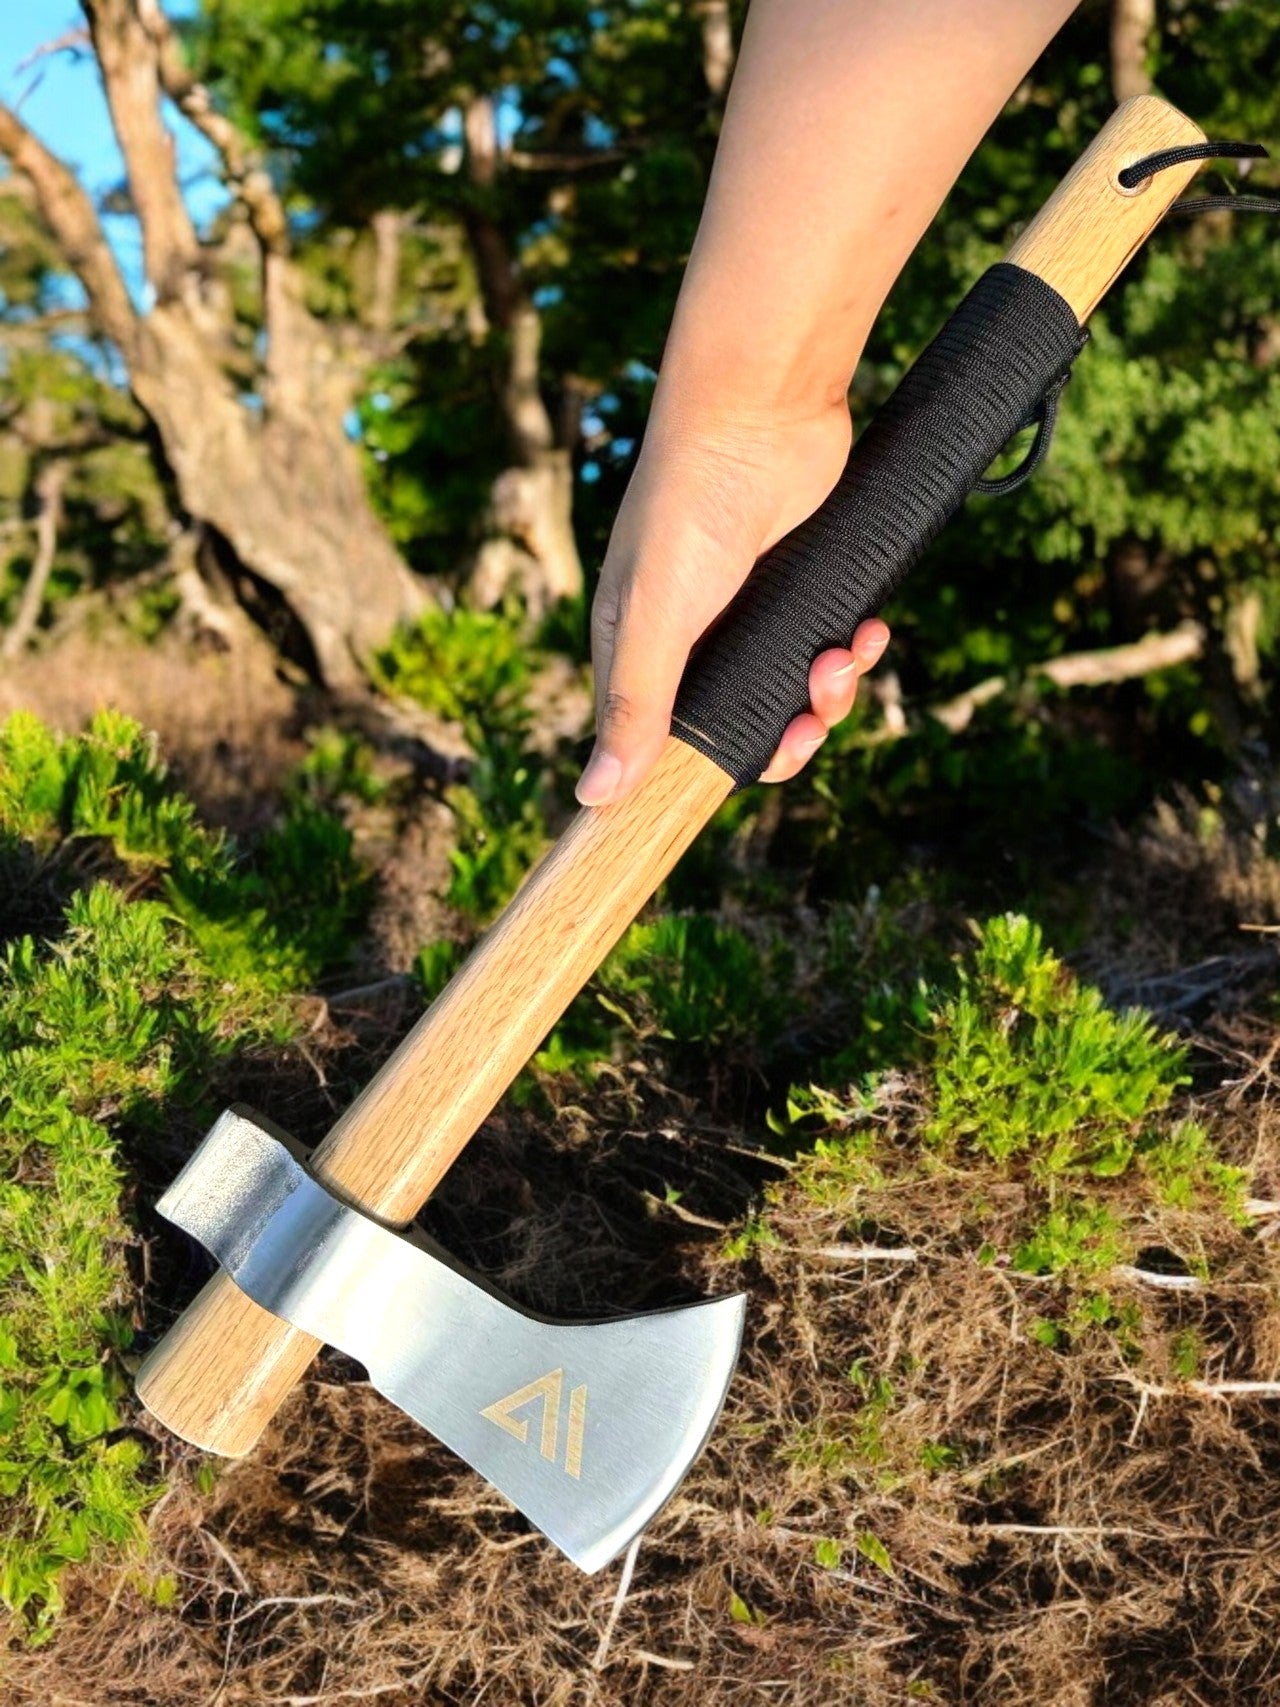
[{"left": 138, "top": 97, "right": 1219, "bottom": 1571}]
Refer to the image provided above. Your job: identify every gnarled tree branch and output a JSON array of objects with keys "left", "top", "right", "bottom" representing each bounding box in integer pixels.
[
  {"left": 134, "top": 0, "right": 289, "bottom": 254},
  {"left": 0, "top": 102, "right": 138, "bottom": 354}
]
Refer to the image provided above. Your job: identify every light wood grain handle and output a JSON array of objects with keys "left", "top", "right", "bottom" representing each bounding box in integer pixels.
[
  {"left": 136, "top": 739, "right": 733, "bottom": 1452},
  {"left": 136, "top": 95, "right": 1206, "bottom": 1457},
  {"left": 1006, "top": 95, "right": 1205, "bottom": 318}
]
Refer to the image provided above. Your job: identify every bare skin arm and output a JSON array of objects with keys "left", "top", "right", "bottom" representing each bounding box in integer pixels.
[{"left": 577, "top": 0, "right": 1079, "bottom": 806}]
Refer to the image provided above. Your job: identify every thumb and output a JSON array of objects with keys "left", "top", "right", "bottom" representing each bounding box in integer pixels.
[{"left": 576, "top": 570, "right": 698, "bottom": 806}]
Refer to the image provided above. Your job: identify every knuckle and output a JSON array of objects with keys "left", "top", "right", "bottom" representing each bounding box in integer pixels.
[
  {"left": 590, "top": 593, "right": 620, "bottom": 648},
  {"left": 599, "top": 687, "right": 636, "bottom": 735}
]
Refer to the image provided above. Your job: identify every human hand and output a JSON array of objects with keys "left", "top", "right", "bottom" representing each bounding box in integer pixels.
[{"left": 576, "top": 402, "right": 890, "bottom": 806}]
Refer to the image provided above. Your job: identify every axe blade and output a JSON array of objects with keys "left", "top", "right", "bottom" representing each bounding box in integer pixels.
[{"left": 146, "top": 1108, "right": 745, "bottom": 1573}]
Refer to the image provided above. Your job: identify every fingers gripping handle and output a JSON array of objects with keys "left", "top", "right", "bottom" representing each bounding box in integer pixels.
[
  {"left": 672, "top": 265, "right": 1086, "bottom": 785},
  {"left": 672, "top": 95, "right": 1206, "bottom": 787}
]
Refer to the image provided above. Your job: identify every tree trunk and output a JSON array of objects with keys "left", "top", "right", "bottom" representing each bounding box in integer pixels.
[
  {"left": 131, "top": 306, "right": 418, "bottom": 686},
  {"left": 462, "top": 95, "right": 584, "bottom": 612},
  {"left": 0, "top": 2, "right": 422, "bottom": 691},
  {"left": 1110, "top": 0, "right": 1156, "bottom": 103}
]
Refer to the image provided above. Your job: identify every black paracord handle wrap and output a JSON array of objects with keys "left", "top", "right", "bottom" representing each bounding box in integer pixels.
[{"left": 670, "top": 262, "right": 1088, "bottom": 787}]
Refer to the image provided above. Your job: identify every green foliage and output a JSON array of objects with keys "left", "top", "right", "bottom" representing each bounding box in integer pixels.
[
  {"left": 443, "top": 753, "right": 549, "bottom": 922},
  {"left": 1141, "top": 1118, "right": 1247, "bottom": 1215},
  {"left": 597, "top": 914, "right": 790, "bottom": 1046},
  {"left": 415, "top": 938, "right": 466, "bottom": 1006},
  {"left": 377, "top": 605, "right": 552, "bottom": 920},
  {"left": 749, "top": 915, "right": 1242, "bottom": 1319},
  {"left": 921, "top": 915, "right": 1243, "bottom": 1231},
  {"left": 292, "top": 728, "right": 388, "bottom": 809},
  {"left": 0, "top": 709, "right": 371, "bottom": 997},
  {"left": 721, "top": 1216, "right": 783, "bottom": 1265},
  {"left": 927, "top": 915, "right": 1188, "bottom": 1176},
  {"left": 1011, "top": 1203, "right": 1126, "bottom": 1280},
  {"left": 918, "top": 1440, "right": 960, "bottom": 1474},
  {"left": 0, "top": 711, "right": 373, "bottom": 1633},
  {"left": 374, "top": 606, "right": 532, "bottom": 751},
  {"left": 847, "top": 1360, "right": 896, "bottom": 1470},
  {"left": 727, "top": 1588, "right": 767, "bottom": 1626},
  {"left": 0, "top": 879, "right": 267, "bottom": 1636},
  {"left": 1171, "top": 1328, "right": 1204, "bottom": 1381},
  {"left": 0, "top": 707, "right": 212, "bottom": 867},
  {"left": 531, "top": 911, "right": 793, "bottom": 1092},
  {"left": 854, "top": 1531, "right": 896, "bottom": 1579}
]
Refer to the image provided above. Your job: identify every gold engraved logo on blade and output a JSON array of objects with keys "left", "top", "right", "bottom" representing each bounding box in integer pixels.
[{"left": 480, "top": 1368, "right": 588, "bottom": 1479}]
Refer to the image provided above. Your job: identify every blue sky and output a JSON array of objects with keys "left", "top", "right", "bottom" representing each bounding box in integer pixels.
[{"left": 1, "top": 1, "right": 223, "bottom": 293}]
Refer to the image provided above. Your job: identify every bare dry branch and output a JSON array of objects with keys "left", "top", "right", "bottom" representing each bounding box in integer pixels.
[
  {"left": 868, "top": 622, "right": 1206, "bottom": 744},
  {"left": 814, "top": 1244, "right": 919, "bottom": 1263},
  {"left": 2, "top": 460, "right": 70, "bottom": 660},
  {"left": 15, "top": 26, "right": 92, "bottom": 76},
  {"left": 0, "top": 101, "right": 138, "bottom": 352},
  {"left": 1035, "top": 622, "right": 1204, "bottom": 690},
  {"left": 507, "top": 147, "right": 628, "bottom": 173}
]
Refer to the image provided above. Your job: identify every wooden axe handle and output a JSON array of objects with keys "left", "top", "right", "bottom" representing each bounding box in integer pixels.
[{"left": 137, "top": 95, "right": 1205, "bottom": 1457}]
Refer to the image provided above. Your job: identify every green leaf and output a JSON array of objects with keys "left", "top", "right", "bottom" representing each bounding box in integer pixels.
[
  {"left": 728, "top": 1590, "right": 756, "bottom": 1624},
  {"left": 854, "top": 1531, "right": 896, "bottom": 1577}
]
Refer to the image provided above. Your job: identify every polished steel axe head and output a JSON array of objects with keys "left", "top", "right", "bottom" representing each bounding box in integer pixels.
[{"left": 149, "top": 1107, "right": 746, "bottom": 1573}]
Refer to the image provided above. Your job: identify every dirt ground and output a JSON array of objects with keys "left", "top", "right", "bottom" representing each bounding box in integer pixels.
[{"left": 3, "top": 624, "right": 1280, "bottom": 1706}]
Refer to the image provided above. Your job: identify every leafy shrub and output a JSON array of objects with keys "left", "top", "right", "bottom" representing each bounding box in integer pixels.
[
  {"left": 761, "top": 913, "right": 1243, "bottom": 1295},
  {"left": 1011, "top": 1203, "right": 1126, "bottom": 1280},
  {"left": 0, "top": 708, "right": 371, "bottom": 995},
  {"left": 444, "top": 749, "right": 549, "bottom": 921},
  {"left": 0, "top": 882, "right": 271, "bottom": 1636},
  {"left": 0, "top": 710, "right": 368, "bottom": 1635},
  {"left": 598, "top": 914, "right": 790, "bottom": 1047},
  {"left": 373, "top": 603, "right": 532, "bottom": 751},
  {"left": 292, "top": 727, "right": 387, "bottom": 809},
  {"left": 0, "top": 706, "right": 214, "bottom": 872},
  {"left": 927, "top": 914, "right": 1188, "bottom": 1177},
  {"left": 376, "top": 605, "right": 554, "bottom": 921},
  {"left": 524, "top": 912, "right": 793, "bottom": 1085}
]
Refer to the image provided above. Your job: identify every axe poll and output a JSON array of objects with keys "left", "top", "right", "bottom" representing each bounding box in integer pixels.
[{"left": 138, "top": 96, "right": 1207, "bottom": 1569}]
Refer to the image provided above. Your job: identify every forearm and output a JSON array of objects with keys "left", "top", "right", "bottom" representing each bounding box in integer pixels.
[{"left": 654, "top": 0, "right": 1079, "bottom": 437}]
